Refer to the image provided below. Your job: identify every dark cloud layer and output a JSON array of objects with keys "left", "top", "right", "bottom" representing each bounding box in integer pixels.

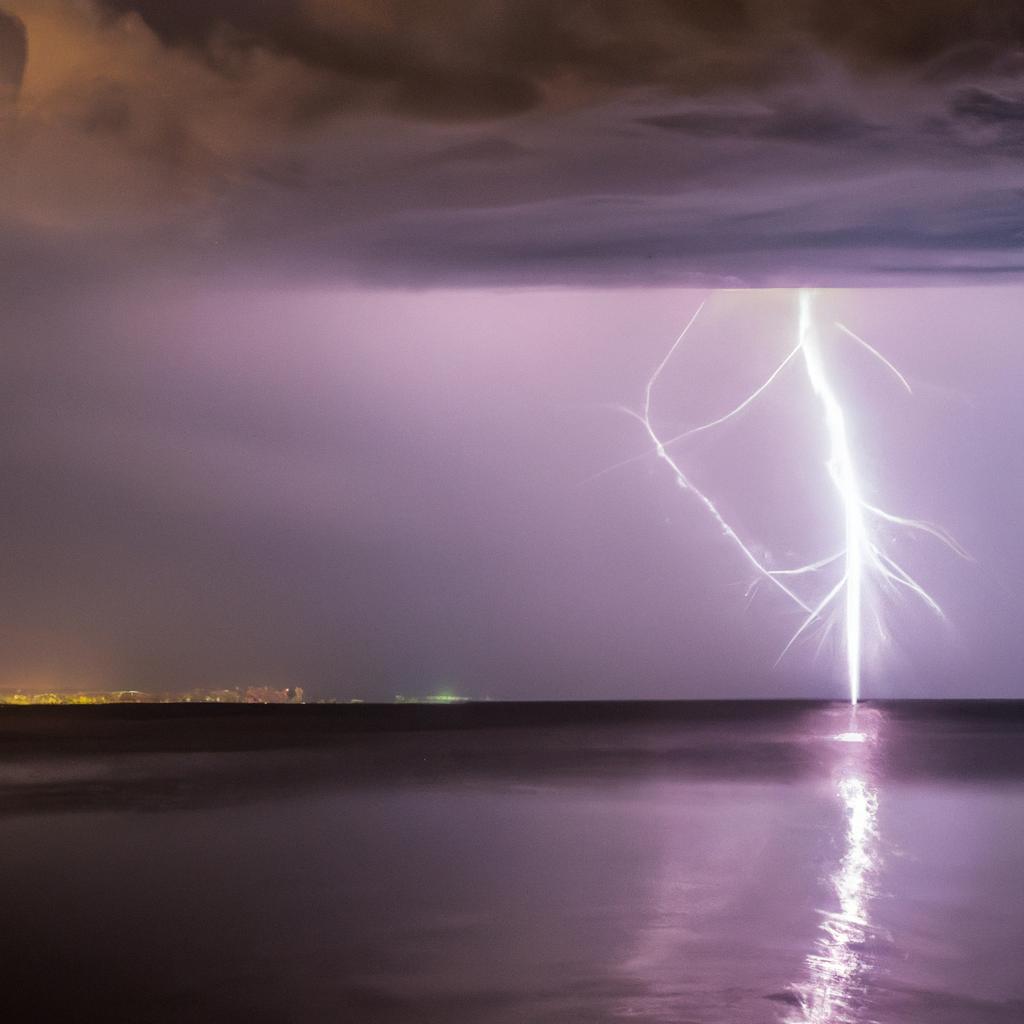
[
  {"left": 3, "top": 1, "right": 1024, "bottom": 284},
  {"left": 96, "top": 1, "right": 1024, "bottom": 113},
  {"left": 952, "top": 85, "right": 1024, "bottom": 123},
  {"left": 0, "top": 8, "right": 25, "bottom": 96}
]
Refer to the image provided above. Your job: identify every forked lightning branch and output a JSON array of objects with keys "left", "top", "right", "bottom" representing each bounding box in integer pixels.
[{"left": 623, "top": 289, "right": 967, "bottom": 704}]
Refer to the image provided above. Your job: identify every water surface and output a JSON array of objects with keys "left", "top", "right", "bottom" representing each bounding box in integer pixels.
[{"left": 2, "top": 701, "right": 1022, "bottom": 1022}]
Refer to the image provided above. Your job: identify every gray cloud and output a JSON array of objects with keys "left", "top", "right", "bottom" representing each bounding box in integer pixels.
[
  {"left": 3, "top": 1, "right": 1024, "bottom": 286},
  {"left": 0, "top": 8, "right": 25, "bottom": 98},
  {"left": 93, "top": 1, "right": 1024, "bottom": 117},
  {"left": 952, "top": 85, "right": 1024, "bottom": 122},
  {"left": 640, "top": 104, "right": 879, "bottom": 143},
  {"left": 93, "top": 0, "right": 795, "bottom": 119}
]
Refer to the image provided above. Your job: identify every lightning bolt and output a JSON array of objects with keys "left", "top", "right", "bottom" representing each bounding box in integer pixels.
[
  {"left": 623, "top": 303, "right": 812, "bottom": 613},
  {"left": 627, "top": 289, "right": 967, "bottom": 704}
]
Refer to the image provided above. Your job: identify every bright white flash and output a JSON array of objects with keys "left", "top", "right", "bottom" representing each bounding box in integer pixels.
[
  {"left": 797, "top": 292, "right": 866, "bottom": 704},
  {"left": 628, "top": 289, "right": 967, "bottom": 704}
]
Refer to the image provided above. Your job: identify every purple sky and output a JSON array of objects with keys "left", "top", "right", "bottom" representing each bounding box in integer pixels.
[
  {"left": 1, "top": 3, "right": 1023, "bottom": 697},
  {"left": 1, "top": 281, "right": 1020, "bottom": 698}
]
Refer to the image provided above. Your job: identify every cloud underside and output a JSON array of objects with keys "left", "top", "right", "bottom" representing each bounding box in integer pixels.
[{"left": 5, "top": 1, "right": 1024, "bottom": 285}]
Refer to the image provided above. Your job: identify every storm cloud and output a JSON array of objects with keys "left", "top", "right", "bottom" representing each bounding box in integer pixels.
[
  {"left": 3, "top": 0, "right": 1024, "bottom": 284},
  {"left": 0, "top": 7, "right": 25, "bottom": 98}
]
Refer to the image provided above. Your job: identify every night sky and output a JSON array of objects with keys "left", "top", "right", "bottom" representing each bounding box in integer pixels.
[{"left": 2, "top": 2, "right": 1023, "bottom": 699}]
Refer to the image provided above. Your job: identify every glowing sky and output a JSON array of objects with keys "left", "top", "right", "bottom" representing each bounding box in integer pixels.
[
  {"left": 1, "top": 4, "right": 1023, "bottom": 697},
  {"left": 0, "top": 283, "right": 1017, "bottom": 699}
]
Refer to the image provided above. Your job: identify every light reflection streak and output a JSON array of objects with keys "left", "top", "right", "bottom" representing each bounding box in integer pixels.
[
  {"left": 786, "top": 713, "right": 881, "bottom": 1024},
  {"left": 612, "top": 708, "right": 889, "bottom": 1022}
]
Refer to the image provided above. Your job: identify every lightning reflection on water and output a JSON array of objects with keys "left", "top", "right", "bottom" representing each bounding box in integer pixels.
[{"left": 786, "top": 711, "right": 882, "bottom": 1024}]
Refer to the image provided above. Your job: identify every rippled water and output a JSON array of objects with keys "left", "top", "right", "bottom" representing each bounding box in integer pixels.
[{"left": 1, "top": 702, "right": 1022, "bottom": 1023}]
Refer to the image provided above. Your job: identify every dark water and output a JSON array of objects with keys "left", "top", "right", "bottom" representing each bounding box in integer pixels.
[{"left": 2, "top": 702, "right": 1023, "bottom": 1023}]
